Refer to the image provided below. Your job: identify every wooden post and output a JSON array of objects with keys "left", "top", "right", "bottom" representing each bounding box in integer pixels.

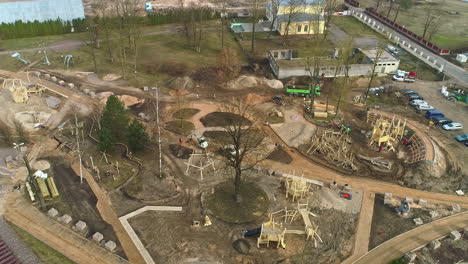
[{"left": 116, "top": 161, "right": 120, "bottom": 175}]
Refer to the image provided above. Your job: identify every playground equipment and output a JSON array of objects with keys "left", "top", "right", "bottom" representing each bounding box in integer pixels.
[
  {"left": 307, "top": 129, "right": 356, "bottom": 170},
  {"left": 257, "top": 215, "right": 286, "bottom": 248},
  {"left": 284, "top": 172, "right": 310, "bottom": 202},
  {"left": 184, "top": 151, "right": 216, "bottom": 180},
  {"left": 11, "top": 52, "right": 30, "bottom": 64},
  {"left": 3, "top": 78, "right": 28, "bottom": 103},
  {"left": 369, "top": 117, "right": 406, "bottom": 152},
  {"left": 64, "top": 55, "right": 74, "bottom": 68}
]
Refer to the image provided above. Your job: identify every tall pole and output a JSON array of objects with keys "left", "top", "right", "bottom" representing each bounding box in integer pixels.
[
  {"left": 75, "top": 114, "right": 83, "bottom": 184},
  {"left": 155, "top": 87, "right": 162, "bottom": 177}
]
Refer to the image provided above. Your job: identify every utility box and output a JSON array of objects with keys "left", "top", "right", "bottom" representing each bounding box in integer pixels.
[{"left": 456, "top": 54, "right": 467, "bottom": 63}]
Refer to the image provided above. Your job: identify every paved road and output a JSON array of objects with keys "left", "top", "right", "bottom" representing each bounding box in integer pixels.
[
  {"left": 349, "top": 8, "right": 468, "bottom": 86},
  {"left": 354, "top": 211, "right": 468, "bottom": 264},
  {"left": 0, "top": 216, "right": 42, "bottom": 264}
]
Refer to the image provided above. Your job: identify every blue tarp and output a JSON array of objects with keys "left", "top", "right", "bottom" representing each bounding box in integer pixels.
[{"left": 0, "top": 0, "right": 85, "bottom": 24}]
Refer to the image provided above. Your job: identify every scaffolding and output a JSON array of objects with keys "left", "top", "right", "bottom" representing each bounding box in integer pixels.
[
  {"left": 284, "top": 171, "right": 310, "bottom": 202},
  {"left": 3, "top": 79, "right": 28, "bottom": 103},
  {"left": 368, "top": 116, "right": 406, "bottom": 152},
  {"left": 307, "top": 129, "right": 356, "bottom": 170}
]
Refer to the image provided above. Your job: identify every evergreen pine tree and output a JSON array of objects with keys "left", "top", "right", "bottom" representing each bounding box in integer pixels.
[{"left": 127, "top": 119, "right": 149, "bottom": 152}]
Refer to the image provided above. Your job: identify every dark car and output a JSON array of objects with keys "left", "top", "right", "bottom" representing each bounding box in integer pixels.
[
  {"left": 402, "top": 89, "right": 416, "bottom": 94},
  {"left": 408, "top": 94, "right": 423, "bottom": 101},
  {"left": 430, "top": 116, "right": 452, "bottom": 126}
]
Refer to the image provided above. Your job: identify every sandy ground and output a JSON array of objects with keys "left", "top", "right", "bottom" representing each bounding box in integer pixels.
[
  {"left": 315, "top": 187, "right": 363, "bottom": 215},
  {"left": 270, "top": 108, "right": 317, "bottom": 147}
]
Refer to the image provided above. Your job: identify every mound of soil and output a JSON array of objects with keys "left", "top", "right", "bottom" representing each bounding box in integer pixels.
[
  {"left": 266, "top": 147, "right": 292, "bottom": 164},
  {"left": 200, "top": 112, "right": 252, "bottom": 127},
  {"left": 244, "top": 93, "right": 267, "bottom": 105},
  {"left": 169, "top": 144, "right": 193, "bottom": 159},
  {"left": 165, "top": 76, "right": 194, "bottom": 90}
]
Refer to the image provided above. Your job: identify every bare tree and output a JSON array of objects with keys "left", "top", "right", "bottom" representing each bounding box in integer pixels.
[
  {"left": 334, "top": 38, "right": 355, "bottom": 114},
  {"left": 94, "top": 2, "right": 114, "bottom": 63},
  {"left": 281, "top": 0, "right": 305, "bottom": 46},
  {"left": 219, "top": 98, "right": 266, "bottom": 202},
  {"left": 392, "top": 0, "right": 412, "bottom": 22},
  {"left": 217, "top": 47, "right": 241, "bottom": 80},
  {"left": 182, "top": 7, "right": 206, "bottom": 52},
  {"left": 220, "top": 0, "right": 227, "bottom": 48},
  {"left": 323, "top": 0, "right": 338, "bottom": 40},
  {"left": 422, "top": 5, "right": 442, "bottom": 40},
  {"left": 86, "top": 17, "right": 99, "bottom": 73},
  {"left": 173, "top": 90, "right": 189, "bottom": 127},
  {"left": 386, "top": 0, "right": 395, "bottom": 17},
  {"left": 0, "top": 122, "right": 13, "bottom": 145},
  {"left": 268, "top": 0, "right": 280, "bottom": 37},
  {"left": 375, "top": 0, "right": 383, "bottom": 11},
  {"left": 364, "top": 41, "right": 387, "bottom": 103}
]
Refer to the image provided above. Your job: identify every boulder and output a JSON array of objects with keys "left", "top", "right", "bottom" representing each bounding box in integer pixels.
[
  {"left": 166, "top": 76, "right": 194, "bottom": 90},
  {"left": 413, "top": 218, "right": 423, "bottom": 226},
  {"left": 58, "top": 214, "right": 73, "bottom": 225},
  {"left": 104, "top": 240, "right": 117, "bottom": 252},
  {"left": 47, "top": 208, "right": 59, "bottom": 218},
  {"left": 263, "top": 78, "right": 284, "bottom": 89},
  {"left": 429, "top": 240, "right": 440, "bottom": 250},
  {"left": 102, "top": 74, "right": 122, "bottom": 82},
  {"left": 450, "top": 230, "right": 461, "bottom": 241},
  {"left": 92, "top": 232, "right": 104, "bottom": 243},
  {"left": 95, "top": 91, "right": 114, "bottom": 100},
  {"left": 226, "top": 75, "right": 261, "bottom": 90}
]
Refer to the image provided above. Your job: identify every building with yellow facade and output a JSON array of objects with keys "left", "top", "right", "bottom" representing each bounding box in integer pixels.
[{"left": 266, "top": 0, "right": 326, "bottom": 36}]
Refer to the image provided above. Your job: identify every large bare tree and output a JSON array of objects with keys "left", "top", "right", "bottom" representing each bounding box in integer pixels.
[
  {"left": 364, "top": 40, "right": 387, "bottom": 103},
  {"left": 323, "top": 0, "right": 338, "bottom": 40},
  {"left": 422, "top": 5, "right": 442, "bottom": 40},
  {"left": 219, "top": 98, "right": 266, "bottom": 202}
]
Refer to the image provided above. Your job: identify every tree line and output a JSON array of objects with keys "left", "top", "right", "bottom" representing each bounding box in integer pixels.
[{"left": 0, "top": 8, "right": 218, "bottom": 40}]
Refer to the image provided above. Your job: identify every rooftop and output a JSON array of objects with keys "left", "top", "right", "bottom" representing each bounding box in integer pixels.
[
  {"left": 360, "top": 48, "right": 399, "bottom": 63},
  {"left": 278, "top": 0, "right": 325, "bottom": 6}
]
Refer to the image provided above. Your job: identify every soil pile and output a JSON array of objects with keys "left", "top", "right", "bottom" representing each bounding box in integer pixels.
[
  {"left": 165, "top": 76, "right": 194, "bottom": 90},
  {"left": 169, "top": 144, "right": 193, "bottom": 159},
  {"left": 226, "top": 75, "right": 261, "bottom": 90},
  {"left": 266, "top": 147, "right": 293, "bottom": 164},
  {"left": 263, "top": 78, "right": 284, "bottom": 89}
]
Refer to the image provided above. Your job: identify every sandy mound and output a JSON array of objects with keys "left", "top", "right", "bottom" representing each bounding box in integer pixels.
[
  {"left": 166, "top": 76, "right": 194, "bottom": 90},
  {"left": 244, "top": 93, "right": 267, "bottom": 105},
  {"left": 263, "top": 78, "right": 284, "bottom": 89},
  {"left": 169, "top": 89, "right": 190, "bottom": 96},
  {"left": 32, "top": 160, "right": 51, "bottom": 171},
  {"left": 226, "top": 75, "right": 261, "bottom": 90},
  {"left": 98, "top": 93, "right": 144, "bottom": 108},
  {"left": 96, "top": 92, "right": 114, "bottom": 100}
]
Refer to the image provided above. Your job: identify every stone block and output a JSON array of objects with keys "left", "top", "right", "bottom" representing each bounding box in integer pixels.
[
  {"left": 104, "top": 240, "right": 117, "bottom": 252},
  {"left": 330, "top": 181, "right": 338, "bottom": 190},
  {"left": 44, "top": 73, "right": 51, "bottom": 79},
  {"left": 73, "top": 221, "right": 87, "bottom": 232},
  {"left": 450, "top": 230, "right": 461, "bottom": 241},
  {"left": 68, "top": 83, "right": 75, "bottom": 89},
  {"left": 384, "top": 198, "right": 393, "bottom": 205},
  {"left": 418, "top": 199, "right": 427, "bottom": 207},
  {"left": 413, "top": 218, "right": 423, "bottom": 226},
  {"left": 92, "top": 232, "right": 104, "bottom": 243},
  {"left": 451, "top": 205, "right": 461, "bottom": 212},
  {"left": 384, "top": 193, "right": 392, "bottom": 199},
  {"left": 405, "top": 197, "right": 414, "bottom": 203},
  {"left": 58, "top": 214, "right": 73, "bottom": 225},
  {"left": 58, "top": 80, "right": 65, "bottom": 86},
  {"left": 404, "top": 252, "right": 416, "bottom": 262},
  {"left": 47, "top": 208, "right": 59, "bottom": 218},
  {"left": 51, "top": 76, "right": 57, "bottom": 82},
  {"left": 429, "top": 211, "right": 439, "bottom": 219},
  {"left": 273, "top": 170, "right": 283, "bottom": 177},
  {"left": 429, "top": 240, "right": 440, "bottom": 250}
]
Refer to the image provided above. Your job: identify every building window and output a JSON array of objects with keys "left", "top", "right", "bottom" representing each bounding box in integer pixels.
[
  {"left": 297, "top": 25, "right": 302, "bottom": 32},
  {"left": 304, "top": 25, "right": 309, "bottom": 32},
  {"left": 392, "top": 63, "right": 395, "bottom": 65},
  {"left": 281, "top": 52, "right": 286, "bottom": 58},
  {"left": 274, "top": 52, "right": 278, "bottom": 58}
]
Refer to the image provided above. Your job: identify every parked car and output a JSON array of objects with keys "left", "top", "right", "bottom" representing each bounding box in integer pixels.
[
  {"left": 408, "top": 94, "right": 424, "bottom": 101},
  {"left": 409, "top": 99, "right": 428, "bottom": 106},
  {"left": 442, "top": 123, "right": 463, "bottom": 131},
  {"left": 430, "top": 116, "right": 452, "bottom": 126},
  {"left": 454, "top": 134, "right": 468, "bottom": 142},
  {"left": 402, "top": 89, "right": 415, "bottom": 94},
  {"left": 425, "top": 110, "right": 444, "bottom": 119},
  {"left": 416, "top": 104, "right": 434, "bottom": 111}
]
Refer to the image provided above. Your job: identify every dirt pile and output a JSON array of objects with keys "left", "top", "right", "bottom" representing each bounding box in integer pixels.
[
  {"left": 169, "top": 144, "right": 193, "bottom": 159},
  {"left": 263, "top": 78, "right": 284, "bottom": 89},
  {"left": 226, "top": 75, "right": 261, "bottom": 90},
  {"left": 97, "top": 92, "right": 145, "bottom": 108},
  {"left": 102, "top": 74, "right": 122, "bottom": 82},
  {"left": 165, "top": 76, "right": 195, "bottom": 90}
]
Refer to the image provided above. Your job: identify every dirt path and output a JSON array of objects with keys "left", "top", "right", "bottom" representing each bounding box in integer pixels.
[
  {"left": 342, "top": 191, "right": 375, "bottom": 264},
  {"left": 4, "top": 190, "right": 128, "bottom": 264},
  {"left": 353, "top": 211, "right": 468, "bottom": 264},
  {"left": 70, "top": 160, "right": 147, "bottom": 264}
]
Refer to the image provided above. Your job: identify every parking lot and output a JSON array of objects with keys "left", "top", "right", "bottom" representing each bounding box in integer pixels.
[{"left": 392, "top": 80, "right": 467, "bottom": 135}]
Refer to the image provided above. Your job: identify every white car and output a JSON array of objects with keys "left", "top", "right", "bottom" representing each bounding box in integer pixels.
[
  {"left": 415, "top": 104, "right": 434, "bottom": 111},
  {"left": 442, "top": 123, "right": 463, "bottom": 131},
  {"left": 410, "top": 100, "right": 428, "bottom": 106},
  {"left": 392, "top": 75, "right": 405, "bottom": 82}
]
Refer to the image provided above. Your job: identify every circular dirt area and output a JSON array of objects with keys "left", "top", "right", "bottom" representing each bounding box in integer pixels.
[
  {"left": 173, "top": 108, "right": 200, "bottom": 119},
  {"left": 165, "top": 120, "right": 194, "bottom": 135},
  {"left": 200, "top": 112, "right": 252, "bottom": 127},
  {"left": 205, "top": 183, "right": 269, "bottom": 223}
]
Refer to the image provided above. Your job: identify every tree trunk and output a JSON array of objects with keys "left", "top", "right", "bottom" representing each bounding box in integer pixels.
[
  {"left": 251, "top": 21, "right": 256, "bottom": 54},
  {"left": 234, "top": 166, "right": 242, "bottom": 202},
  {"left": 393, "top": 5, "right": 401, "bottom": 22},
  {"left": 376, "top": 0, "right": 382, "bottom": 11},
  {"left": 386, "top": 0, "right": 394, "bottom": 17}
]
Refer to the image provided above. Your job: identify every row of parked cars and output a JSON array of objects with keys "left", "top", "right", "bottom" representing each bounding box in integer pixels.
[{"left": 402, "top": 89, "right": 465, "bottom": 137}]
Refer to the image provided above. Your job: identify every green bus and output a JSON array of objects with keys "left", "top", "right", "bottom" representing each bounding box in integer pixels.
[{"left": 285, "top": 84, "right": 320, "bottom": 97}]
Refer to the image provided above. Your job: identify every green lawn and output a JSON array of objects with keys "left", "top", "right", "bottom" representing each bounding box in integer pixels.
[
  {"left": 0, "top": 32, "right": 87, "bottom": 51},
  {"left": 357, "top": 0, "right": 468, "bottom": 50},
  {"left": 331, "top": 16, "right": 383, "bottom": 39},
  {"left": 10, "top": 224, "right": 75, "bottom": 264},
  {"left": 0, "top": 22, "right": 245, "bottom": 87}
]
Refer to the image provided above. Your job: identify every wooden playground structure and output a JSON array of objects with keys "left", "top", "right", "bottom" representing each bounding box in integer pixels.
[{"left": 368, "top": 116, "right": 406, "bottom": 152}]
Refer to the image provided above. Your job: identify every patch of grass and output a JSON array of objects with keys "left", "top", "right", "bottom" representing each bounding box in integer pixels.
[
  {"left": 165, "top": 120, "right": 194, "bottom": 135},
  {"left": 173, "top": 108, "right": 200, "bottom": 119},
  {"left": 267, "top": 114, "right": 284, "bottom": 124},
  {"left": 205, "top": 182, "right": 269, "bottom": 223},
  {"left": 398, "top": 51, "right": 442, "bottom": 81},
  {"left": 0, "top": 32, "right": 87, "bottom": 51},
  {"left": 10, "top": 224, "right": 75, "bottom": 264},
  {"left": 331, "top": 16, "right": 383, "bottom": 39}
]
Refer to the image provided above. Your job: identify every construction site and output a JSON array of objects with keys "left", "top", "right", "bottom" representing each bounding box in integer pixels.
[{"left": 0, "top": 1, "right": 467, "bottom": 264}]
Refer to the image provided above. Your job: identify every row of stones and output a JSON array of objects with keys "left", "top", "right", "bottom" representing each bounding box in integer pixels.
[{"left": 47, "top": 208, "right": 117, "bottom": 252}]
